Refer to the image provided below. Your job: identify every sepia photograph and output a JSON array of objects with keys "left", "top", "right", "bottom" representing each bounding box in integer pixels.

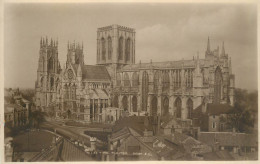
[{"left": 3, "top": 1, "right": 258, "bottom": 162}]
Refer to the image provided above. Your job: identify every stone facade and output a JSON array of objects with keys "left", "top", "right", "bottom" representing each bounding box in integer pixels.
[{"left": 35, "top": 24, "right": 235, "bottom": 122}]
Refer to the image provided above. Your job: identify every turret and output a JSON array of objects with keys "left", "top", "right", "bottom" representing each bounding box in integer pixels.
[
  {"left": 221, "top": 41, "right": 225, "bottom": 56},
  {"left": 207, "top": 36, "right": 210, "bottom": 53}
]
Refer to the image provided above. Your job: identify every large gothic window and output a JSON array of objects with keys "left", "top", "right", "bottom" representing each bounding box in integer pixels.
[
  {"left": 113, "top": 95, "right": 119, "bottom": 108},
  {"left": 186, "top": 70, "right": 193, "bottom": 88},
  {"left": 48, "top": 57, "right": 54, "bottom": 72},
  {"left": 187, "top": 98, "right": 193, "bottom": 119},
  {"left": 162, "top": 97, "right": 169, "bottom": 116},
  {"left": 162, "top": 72, "right": 170, "bottom": 93},
  {"left": 154, "top": 71, "right": 160, "bottom": 93},
  {"left": 174, "top": 70, "right": 181, "bottom": 90},
  {"left": 71, "top": 84, "right": 76, "bottom": 100},
  {"left": 118, "top": 37, "right": 124, "bottom": 60},
  {"left": 125, "top": 38, "right": 130, "bottom": 62},
  {"left": 40, "top": 77, "right": 44, "bottom": 87},
  {"left": 151, "top": 96, "right": 158, "bottom": 116},
  {"left": 101, "top": 38, "right": 106, "bottom": 60},
  {"left": 124, "top": 73, "right": 130, "bottom": 87},
  {"left": 132, "top": 72, "right": 139, "bottom": 87},
  {"left": 132, "top": 96, "right": 137, "bottom": 112},
  {"left": 142, "top": 71, "right": 149, "bottom": 111},
  {"left": 175, "top": 97, "right": 182, "bottom": 118},
  {"left": 214, "top": 67, "right": 222, "bottom": 104},
  {"left": 50, "top": 77, "right": 54, "bottom": 90},
  {"left": 116, "top": 73, "right": 121, "bottom": 86},
  {"left": 122, "top": 96, "right": 128, "bottom": 111}
]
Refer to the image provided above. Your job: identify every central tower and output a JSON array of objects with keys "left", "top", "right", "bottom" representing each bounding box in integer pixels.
[{"left": 97, "top": 24, "right": 135, "bottom": 66}]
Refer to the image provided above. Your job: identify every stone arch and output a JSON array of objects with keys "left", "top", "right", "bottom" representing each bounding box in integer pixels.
[
  {"left": 122, "top": 95, "right": 128, "bottom": 111},
  {"left": 123, "top": 72, "right": 130, "bottom": 87},
  {"left": 101, "top": 37, "right": 106, "bottom": 60},
  {"left": 162, "top": 96, "right": 169, "bottom": 116},
  {"left": 132, "top": 96, "right": 137, "bottom": 112},
  {"left": 48, "top": 56, "right": 54, "bottom": 71},
  {"left": 142, "top": 71, "right": 149, "bottom": 111},
  {"left": 175, "top": 97, "right": 182, "bottom": 118},
  {"left": 151, "top": 96, "right": 158, "bottom": 116},
  {"left": 125, "top": 38, "right": 131, "bottom": 62},
  {"left": 113, "top": 95, "right": 119, "bottom": 108},
  {"left": 132, "top": 72, "right": 139, "bottom": 87},
  {"left": 108, "top": 36, "right": 112, "bottom": 60},
  {"left": 187, "top": 98, "right": 193, "bottom": 119},
  {"left": 154, "top": 71, "right": 160, "bottom": 93},
  {"left": 118, "top": 36, "right": 124, "bottom": 60},
  {"left": 214, "top": 66, "right": 223, "bottom": 104},
  {"left": 162, "top": 71, "right": 170, "bottom": 93}
]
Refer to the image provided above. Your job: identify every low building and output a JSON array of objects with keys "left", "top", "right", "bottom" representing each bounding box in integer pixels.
[
  {"left": 198, "top": 131, "right": 258, "bottom": 159},
  {"left": 192, "top": 103, "right": 233, "bottom": 132}
]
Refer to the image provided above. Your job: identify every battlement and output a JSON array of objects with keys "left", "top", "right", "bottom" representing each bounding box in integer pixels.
[{"left": 97, "top": 24, "right": 135, "bottom": 32}]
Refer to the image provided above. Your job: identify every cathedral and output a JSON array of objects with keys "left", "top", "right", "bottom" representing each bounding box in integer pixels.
[{"left": 35, "top": 24, "right": 235, "bottom": 122}]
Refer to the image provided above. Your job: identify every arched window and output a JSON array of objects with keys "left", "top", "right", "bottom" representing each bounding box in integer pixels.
[
  {"left": 142, "top": 71, "right": 149, "bottom": 111},
  {"left": 162, "top": 72, "right": 170, "bottom": 93},
  {"left": 132, "top": 72, "right": 139, "bottom": 87},
  {"left": 116, "top": 73, "right": 121, "bottom": 86},
  {"left": 187, "top": 98, "right": 193, "bottom": 119},
  {"left": 175, "top": 97, "right": 182, "bottom": 118},
  {"left": 48, "top": 57, "right": 54, "bottom": 71},
  {"left": 214, "top": 67, "right": 222, "bottom": 104},
  {"left": 151, "top": 96, "right": 158, "bottom": 116},
  {"left": 101, "top": 38, "right": 106, "bottom": 60},
  {"left": 40, "top": 77, "right": 44, "bottom": 87},
  {"left": 132, "top": 96, "right": 137, "bottom": 112},
  {"left": 50, "top": 77, "right": 54, "bottom": 89},
  {"left": 124, "top": 73, "right": 130, "bottom": 87},
  {"left": 108, "top": 36, "right": 112, "bottom": 60},
  {"left": 118, "top": 36, "right": 124, "bottom": 60},
  {"left": 122, "top": 96, "right": 128, "bottom": 111},
  {"left": 154, "top": 71, "right": 160, "bottom": 93},
  {"left": 113, "top": 95, "right": 119, "bottom": 108},
  {"left": 162, "top": 97, "right": 169, "bottom": 116},
  {"left": 125, "top": 38, "right": 130, "bottom": 61}
]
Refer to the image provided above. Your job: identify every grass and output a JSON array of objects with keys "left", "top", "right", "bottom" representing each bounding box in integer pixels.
[{"left": 13, "top": 130, "right": 55, "bottom": 152}]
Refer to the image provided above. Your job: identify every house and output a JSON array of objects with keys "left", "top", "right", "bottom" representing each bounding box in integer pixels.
[{"left": 192, "top": 103, "right": 233, "bottom": 132}]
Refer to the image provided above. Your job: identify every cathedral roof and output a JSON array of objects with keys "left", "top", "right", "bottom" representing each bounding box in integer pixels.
[
  {"left": 81, "top": 65, "right": 111, "bottom": 81},
  {"left": 121, "top": 59, "right": 206, "bottom": 71}
]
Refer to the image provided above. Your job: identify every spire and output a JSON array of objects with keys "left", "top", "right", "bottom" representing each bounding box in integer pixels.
[
  {"left": 51, "top": 38, "right": 53, "bottom": 46},
  {"left": 207, "top": 36, "right": 210, "bottom": 52},
  {"left": 82, "top": 42, "right": 83, "bottom": 49},
  {"left": 67, "top": 41, "right": 70, "bottom": 50},
  {"left": 46, "top": 37, "right": 48, "bottom": 46},
  {"left": 56, "top": 39, "right": 58, "bottom": 47},
  {"left": 40, "top": 37, "right": 42, "bottom": 46},
  {"left": 221, "top": 41, "right": 225, "bottom": 56}
]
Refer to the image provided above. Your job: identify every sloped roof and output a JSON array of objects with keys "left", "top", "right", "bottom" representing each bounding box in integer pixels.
[
  {"left": 198, "top": 132, "right": 258, "bottom": 147},
  {"left": 207, "top": 103, "right": 233, "bottom": 115},
  {"left": 82, "top": 65, "right": 110, "bottom": 81},
  {"left": 202, "top": 150, "right": 234, "bottom": 161}
]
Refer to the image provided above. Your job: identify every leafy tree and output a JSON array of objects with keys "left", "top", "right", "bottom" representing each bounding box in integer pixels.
[
  {"left": 227, "top": 88, "right": 257, "bottom": 133},
  {"left": 30, "top": 110, "right": 46, "bottom": 129}
]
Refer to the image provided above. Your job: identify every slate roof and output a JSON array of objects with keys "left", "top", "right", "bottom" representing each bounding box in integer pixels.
[
  {"left": 82, "top": 65, "right": 110, "bottom": 81},
  {"left": 202, "top": 150, "right": 234, "bottom": 161},
  {"left": 206, "top": 104, "right": 233, "bottom": 115},
  {"left": 198, "top": 132, "right": 258, "bottom": 147}
]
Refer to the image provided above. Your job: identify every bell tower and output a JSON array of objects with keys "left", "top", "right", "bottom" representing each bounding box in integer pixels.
[
  {"left": 97, "top": 24, "right": 135, "bottom": 66},
  {"left": 35, "top": 37, "right": 61, "bottom": 110}
]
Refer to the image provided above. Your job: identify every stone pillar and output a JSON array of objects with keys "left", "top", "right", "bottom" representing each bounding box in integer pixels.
[
  {"left": 147, "top": 94, "right": 151, "bottom": 115},
  {"left": 128, "top": 95, "right": 131, "bottom": 113},
  {"left": 158, "top": 95, "right": 162, "bottom": 115},
  {"left": 97, "top": 99, "right": 100, "bottom": 122}
]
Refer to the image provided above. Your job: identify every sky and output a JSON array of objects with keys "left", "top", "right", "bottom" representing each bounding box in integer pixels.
[{"left": 4, "top": 3, "right": 257, "bottom": 91}]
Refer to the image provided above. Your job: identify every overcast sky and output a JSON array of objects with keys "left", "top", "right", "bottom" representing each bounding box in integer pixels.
[{"left": 4, "top": 3, "right": 257, "bottom": 91}]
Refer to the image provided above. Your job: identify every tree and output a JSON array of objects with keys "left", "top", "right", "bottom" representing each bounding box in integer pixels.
[
  {"left": 227, "top": 88, "right": 257, "bottom": 133},
  {"left": 30, "top": 110, "right": 46, "bottom": 129}
]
